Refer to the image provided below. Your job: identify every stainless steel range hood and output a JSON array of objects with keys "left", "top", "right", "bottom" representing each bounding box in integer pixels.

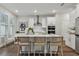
[{"left": 34, "top": 15, "right": 42, "bottom": 26}]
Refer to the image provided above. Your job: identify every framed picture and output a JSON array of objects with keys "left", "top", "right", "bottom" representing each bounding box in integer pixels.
[{"left": 19, "top": 21, "right": 28, "bottom": 32}]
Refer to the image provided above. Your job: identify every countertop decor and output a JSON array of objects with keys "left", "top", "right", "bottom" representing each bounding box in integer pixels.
[{"left": 27, "top": 27, "right": 35, "bottom": 34}]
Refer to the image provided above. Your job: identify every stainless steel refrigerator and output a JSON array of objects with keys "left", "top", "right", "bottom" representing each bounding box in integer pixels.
[{"left": 75, "top": 17, "right": 79, "bottom": 52}]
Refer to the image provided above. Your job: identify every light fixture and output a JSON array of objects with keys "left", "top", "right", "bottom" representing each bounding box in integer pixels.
[
  {"left": 34, "top": 9, "right": 37, "bottom": 13},
  {"left": 52, "top": 10, "right": 56, "bottom": 13},
  {"left": 15, "top": 10, "right": 19, "bottom": 13}
]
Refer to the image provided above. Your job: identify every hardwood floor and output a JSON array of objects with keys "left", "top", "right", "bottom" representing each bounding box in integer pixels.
[{"left": 0, "top": 43, "right": 78, "bottom": 56}]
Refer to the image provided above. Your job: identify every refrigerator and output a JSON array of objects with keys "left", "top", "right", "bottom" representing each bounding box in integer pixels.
[{"left": 75, "top": 17, "right": 79, "bottom": 52}]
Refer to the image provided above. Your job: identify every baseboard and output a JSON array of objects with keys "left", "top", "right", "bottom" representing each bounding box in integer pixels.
[{"left": 0, "top": 41, "right": 14, "bottom": 48}]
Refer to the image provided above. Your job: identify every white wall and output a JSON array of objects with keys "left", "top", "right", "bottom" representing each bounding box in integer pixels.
[
  {"left": 16, "top": 16, "right": 37, "bottom": 32},
  {"left": 16, "top": 16, "right": 29, "bottom": 31},
  {"left": 55, "top": 14, "right": 63, "bottom": 35}
]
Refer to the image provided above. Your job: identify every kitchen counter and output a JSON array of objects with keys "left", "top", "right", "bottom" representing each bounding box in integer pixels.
[
  {"left": 15, "top": 34, "right": 63, "bottom": 56},
  {"left": 15, "top": 34, "right": 63, "bottom": 37},
  {"left": 69, "top": 30, "right": 75, "bottom": 34}
]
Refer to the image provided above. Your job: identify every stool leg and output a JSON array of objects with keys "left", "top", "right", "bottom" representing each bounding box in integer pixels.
[
  {"left": 60, "top": 46, "right": 63, "bottom": 56},
  {"left": 17, "top": 45, "right": 20, "bottom": 56},
  {"left": 54, "top": 46, "right": 59, "bottom": 56},
  {"left": 50, "top": 51, "right": 52, "bottom": 56}
]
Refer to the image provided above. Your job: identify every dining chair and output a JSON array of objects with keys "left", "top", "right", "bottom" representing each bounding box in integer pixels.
[{"left": 29, "top": 37, "right": 35, "bottom": 56}]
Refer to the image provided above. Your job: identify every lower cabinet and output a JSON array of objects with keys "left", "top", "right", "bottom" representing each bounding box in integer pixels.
[
  {"left": 70, "top": 34, "right": 75, "bottom": 50},
  {"left": 66, "top": 33, "right": 75, "bottom": 50}
]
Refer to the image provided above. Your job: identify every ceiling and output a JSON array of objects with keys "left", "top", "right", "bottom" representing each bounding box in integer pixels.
[{"left": 0, "top": 3, "right": 77, "bottom": 16}]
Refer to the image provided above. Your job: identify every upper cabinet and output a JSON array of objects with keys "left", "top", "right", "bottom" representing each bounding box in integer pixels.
[
  {"left": 42, "top": 17, "right": 47, "bottom": 27},
  {"left": 40, "top": 16, "right": 47, "bottom": 27},
  {"left": 17, "top": 16, "right": 56, "bottom": 30},
  {"left": 47, "top": 17, "right": 56, "bottom": 26},
  {"left": 28, "top": 16, "right": 47, "bottom": 28},
  {"left": 28, "top": 17, "right": 35, "bottom": 27},
  {"left": 76, "top": 5, "right": 79, "bottom": 18}
]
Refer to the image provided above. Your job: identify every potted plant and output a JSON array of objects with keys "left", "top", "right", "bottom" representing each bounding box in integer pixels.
[{"left": 27, "top": 27, "right": 34, "bottom": 34}]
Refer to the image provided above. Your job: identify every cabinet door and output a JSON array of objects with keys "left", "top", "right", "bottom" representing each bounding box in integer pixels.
[
  {"left": 65, "top": 34, "right": 71, "bottom": 48},
  {"left": 42, "top": 17, "right": 47, "bottom": 27},
  {"left": 76, "top": 5, "right": 79, "bottom": 18},
  {"left": 28, "top": 18, "right": 34, "bottom": 27},
  {"left": 76, "top": 36, "right": 79, "bottom": 52},
  {"left": 71, "top": 35, "right": 75, "bottom": 49},
  {"left": 47, "top": 17, "right": 56, "bottom": 26}
]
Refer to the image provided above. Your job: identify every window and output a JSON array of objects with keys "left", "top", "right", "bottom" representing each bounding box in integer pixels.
[
  {"left": 0, "top": 12, "right": 15, "bottom": 38},
  {"left": 0, "top": 13, "right": 8, "bottom": 36},
  {"left": 0, "top": 25, "right": 5, "bottom": 36}
]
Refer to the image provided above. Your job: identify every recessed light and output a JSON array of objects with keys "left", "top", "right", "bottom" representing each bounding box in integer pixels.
[
  {"left": 15, "top": 10, "right": 19, "bottom": 13},
  {"left": 34, "top": 10, "right": 37, "bottom": 13},
  {"left": 52, "top": 10, "right": 56, "bottom": 13}
]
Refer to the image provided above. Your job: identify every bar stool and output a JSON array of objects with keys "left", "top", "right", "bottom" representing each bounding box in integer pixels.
[
  {"left": 29, "top": 37, "right": 35, "bottom": 56},
  {"left": 15, "top": 37, "right": 31, "bottom": 56},
  {"left": 33, "top": 37, "right": 46, "bottom": 56},
  {"left": 47, "top": 37, "right": 63, "bottom": 56}
]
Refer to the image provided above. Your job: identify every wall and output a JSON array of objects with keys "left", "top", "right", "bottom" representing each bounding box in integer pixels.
[
  {"left": 16, "top": 16, "right": 29, "bottom": 31},
  {"left": 55, "top": 14, "right": 63, "bottom": 35},
  {"left": 16, "top": 16, "right": 37, "bottom": 32}
]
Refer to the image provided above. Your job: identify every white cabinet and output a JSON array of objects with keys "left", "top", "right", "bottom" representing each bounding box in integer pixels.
[
  {"left": 41, "top": 17, "right": 47, "bottom": 27},
  {"left": 66, "top": 33, "right": 75, "bottom": 50},
  {"left": 76, "top": 5, "right": 79, "bottom": 18},
  {"left": 70, "top": 34, "right": 75, "bottom": 49},
  {"left": 28, "top": 16, "right": 47, "bottom": 28},
  {"left": 28, "top": 18, "right": 35, "bottom": 27},
  {"left": 69, "top": 10, "right": 76, "bottom": 30},
  {"left": 47, "top": 17, "right": 56, "bottom": 26}
]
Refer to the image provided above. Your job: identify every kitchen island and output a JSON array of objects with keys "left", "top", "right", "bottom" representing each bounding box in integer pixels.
[
  {"left": 15, "top": 34, "right": 63, "bottom": 56},
  {"left": 15, "top": 34, "right": 63, "bottom": 37}
]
